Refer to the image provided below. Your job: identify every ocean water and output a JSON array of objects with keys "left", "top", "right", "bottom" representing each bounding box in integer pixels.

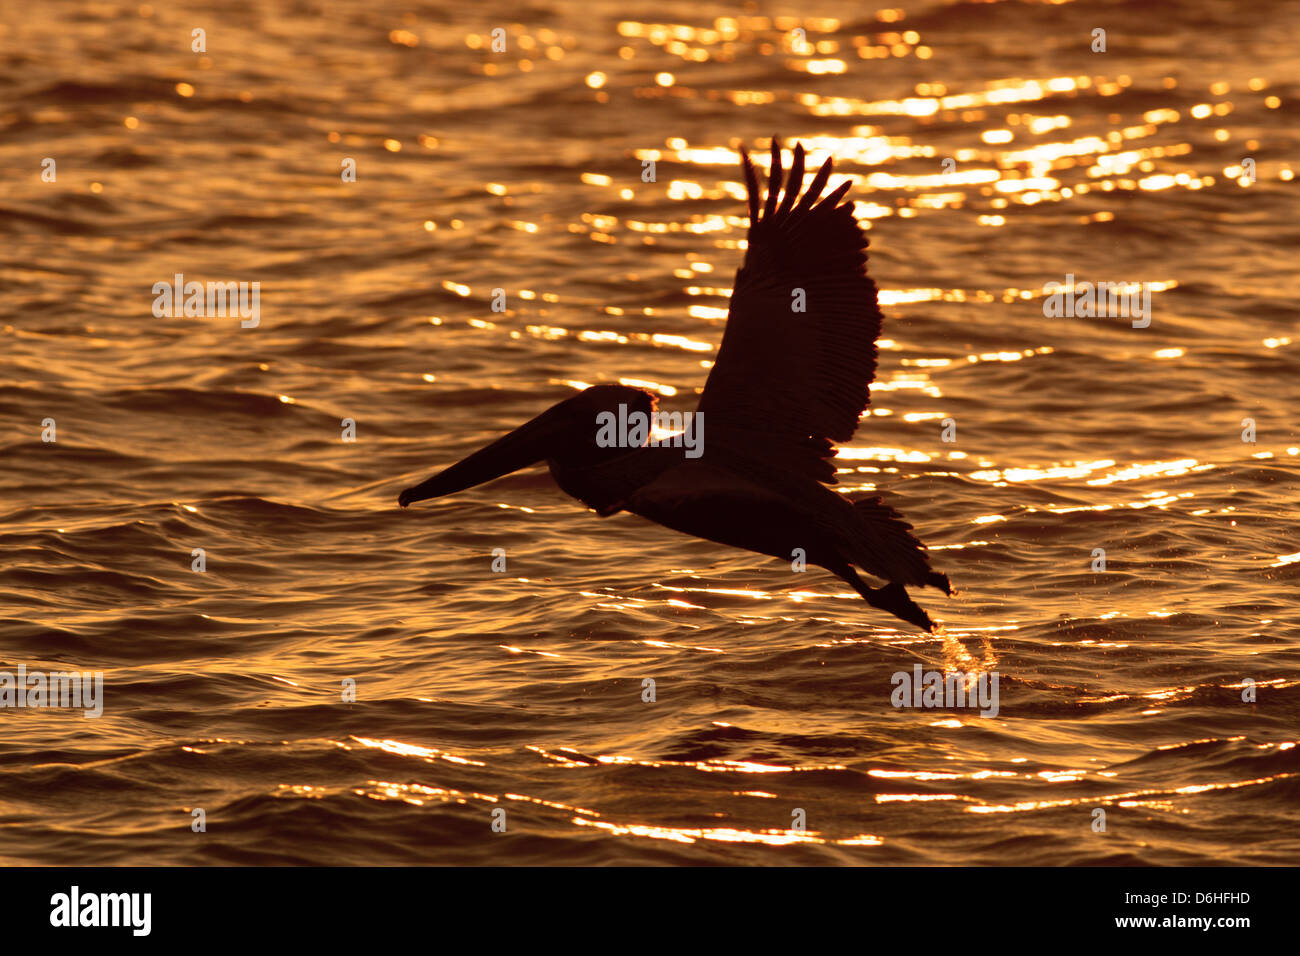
[{"left": 1, "top": 0, "right": 1297, "bottom": 865}]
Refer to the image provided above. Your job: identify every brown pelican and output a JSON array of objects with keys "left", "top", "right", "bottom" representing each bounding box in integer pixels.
[{"left": 399, "top": 139, "right": 953, "bottom": 631}]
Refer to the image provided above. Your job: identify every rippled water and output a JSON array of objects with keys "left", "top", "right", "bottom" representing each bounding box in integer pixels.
[{"left": 1, "top": 0, "right": 1297, "bottom": 865}]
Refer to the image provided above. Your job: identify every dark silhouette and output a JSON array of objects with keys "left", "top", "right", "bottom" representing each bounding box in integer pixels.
[{"left": 400, "top": 139, "right": 952, "bottom": 631}]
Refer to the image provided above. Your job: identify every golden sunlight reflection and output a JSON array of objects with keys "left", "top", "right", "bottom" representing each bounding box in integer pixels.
[
  {"left": 531, "top": 745, "right": 843, "bottom": 774},
  {"left": 347, "top": 736, "right": 486, "bottom": 767},
  {"left": 573, "top": 816, "right": 883, "bottom": 847},
  {"left": 967, "top": 774, "right": 1294, "bottom": 814}
]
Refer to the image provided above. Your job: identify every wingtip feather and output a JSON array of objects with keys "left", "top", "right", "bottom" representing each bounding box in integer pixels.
[
  {"left": 763, "top": 137, "right": 782, "bottom": 219},
  {"left": 776, "top": 143, "right": 805, "bottom": 216},
  {"left": 739, "top": 146, "right": 759, "bottom": 226}
]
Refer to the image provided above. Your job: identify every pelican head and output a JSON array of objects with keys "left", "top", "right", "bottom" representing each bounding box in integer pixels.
[{"left": 398, "top": 384, "right": 654, "bottom": 507}]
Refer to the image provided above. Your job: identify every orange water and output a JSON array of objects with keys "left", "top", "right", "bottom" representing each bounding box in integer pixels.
[{"left": 1, "top": 0, "right": 1297, "bottom": 864}]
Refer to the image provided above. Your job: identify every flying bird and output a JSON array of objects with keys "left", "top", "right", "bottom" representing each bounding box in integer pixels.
[{"left": 399, "top": 139, "right": 953, "bottom": 631}]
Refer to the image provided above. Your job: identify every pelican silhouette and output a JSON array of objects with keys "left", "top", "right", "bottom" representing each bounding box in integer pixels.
[{"left": 399, "top": 139, "right": 953, "bottom": 631}]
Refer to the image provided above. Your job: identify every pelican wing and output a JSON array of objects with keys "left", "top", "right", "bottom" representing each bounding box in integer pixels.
[{"left": 698, "top": 140, "right": 882, "bottom": 484}]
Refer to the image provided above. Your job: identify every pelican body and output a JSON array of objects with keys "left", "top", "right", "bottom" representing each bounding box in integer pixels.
[{"left": 399, "top": 140, "right": 952, "bottom": 631}]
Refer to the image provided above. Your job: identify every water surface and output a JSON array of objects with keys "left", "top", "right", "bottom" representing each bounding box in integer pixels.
[{"left": 1, "top": 0, "right": 1297, "bottom": 864}]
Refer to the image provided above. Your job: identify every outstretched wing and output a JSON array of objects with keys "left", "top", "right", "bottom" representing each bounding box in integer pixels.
[{"left": 697, "top": 139, "right": 882, "bottom": 484}]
